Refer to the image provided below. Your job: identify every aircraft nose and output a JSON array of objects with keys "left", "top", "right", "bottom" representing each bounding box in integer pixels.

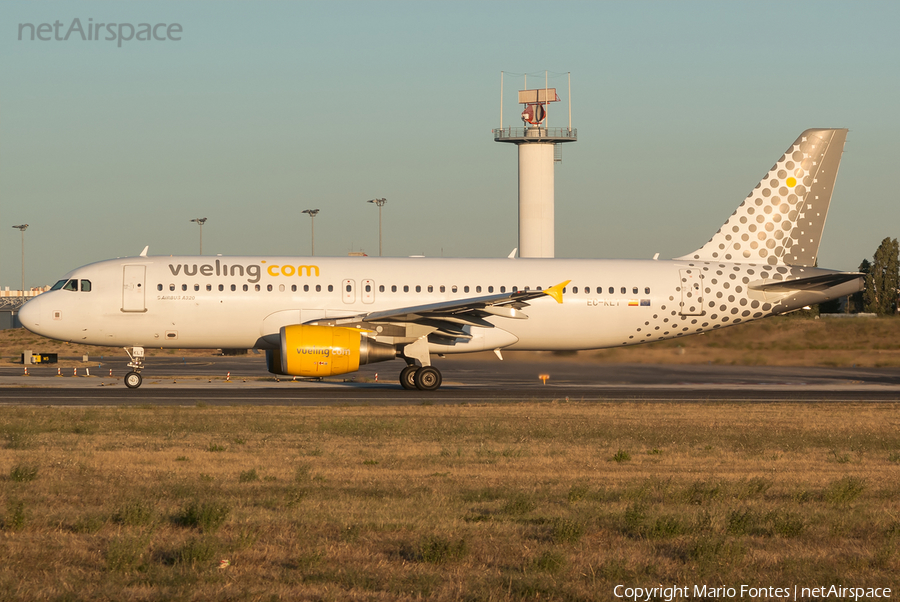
[{"left": 18, "top": 296, "right": 43, "bottom": 333}]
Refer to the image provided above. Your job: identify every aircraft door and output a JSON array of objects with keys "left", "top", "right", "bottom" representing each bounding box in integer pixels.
[
  {"left": 342, "top": 279, "right": 356, "bottom": 304},
  {"left": 678, "top": 268, "right": 704, "bottom": 316},
  {"left": 122, "top": 265, "right": 147, "bottom": 313},
  {"left": 361, "top": 279, "right": 375, "bottom": 304}
]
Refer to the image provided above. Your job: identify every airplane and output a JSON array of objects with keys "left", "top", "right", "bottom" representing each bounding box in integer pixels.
[{"left": 18, "top": 129, "right": 862, "bottom": 390}]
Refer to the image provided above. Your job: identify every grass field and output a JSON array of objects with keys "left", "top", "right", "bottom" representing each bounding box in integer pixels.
[
  {"left": 3, "top": 315, "right": 900, "bottom": 368},
  {"left": 2, "top": 402, "right": 899, "bottom": 601}
]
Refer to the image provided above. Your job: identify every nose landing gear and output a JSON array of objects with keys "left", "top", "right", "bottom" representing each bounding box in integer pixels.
[{"left": 124, "top": 347, "right": 145, "bottom": 389}]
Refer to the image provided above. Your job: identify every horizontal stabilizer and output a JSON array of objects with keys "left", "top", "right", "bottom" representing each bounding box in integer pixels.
[{"left": 749, "top": 272, "right": 862, "bottom": 292}]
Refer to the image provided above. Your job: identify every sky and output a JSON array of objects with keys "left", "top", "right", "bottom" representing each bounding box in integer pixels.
[{"left": 0, "top": 1, "right": 898, "bottom": 289}]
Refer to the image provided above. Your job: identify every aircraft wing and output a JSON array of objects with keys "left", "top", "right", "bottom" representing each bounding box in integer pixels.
[{"left": 308, "top": 280, "right": 569, "bottom": 341}]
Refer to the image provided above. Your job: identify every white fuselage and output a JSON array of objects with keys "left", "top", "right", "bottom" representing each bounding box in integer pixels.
[{"left": 18, "top": 255, "right": 853, "bottom": 354}]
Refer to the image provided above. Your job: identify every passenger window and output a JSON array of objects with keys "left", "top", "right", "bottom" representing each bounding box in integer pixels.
[
  {"left": 512, "top": 286, "right": 518, "bottom": 292},
  {"left": 157, "top": 284, "right": 163, "bottom": 291},
  {"left": 585, "top": 287, "right": 590, "bottom": 294},
  {"left": 81, "top": 280, "right": 92, "bottom": 292},
  {"left": 218, "top": 285, "right": 224, "bottom": 291},
  {"left": 621, "top": 287, "right": 626, "bottom": 294},
  {"left": 452, "top": 286, "right": 458, "bottom": 293},
  {"left": 328, "top": 285, "right": 333, "bottom": 292},
  {"left": 500, "top": 286, "right": 506, "bottom": 293},
  {"left": 440, "top": 286, "right": 445, "bottom": 293},
  {"left": 403, "top": 285, "right": 409, "bottom": 293},
  {"left": 346, "top": 284, "right": 352, "bottom": 292},
  {"left": 231, "top": 284, "right": 237, "bottom": 291},
  {"left": 391, "top": 285, "right": 397, "bottom": 293},
  {"left": 169, "top": 284, "right": 175, "bottom": 291},
  {"left": 242, "top": 284, "right": 248, "bottom": 292},
  {"left": 182, "top": 284, "right": 188, "bottom": 292},
  {"left": 645, "top": 287, "right": 650, "bottom": 294},
  {"left": 464, "top": 286, "right": 469, "bottom": 293},
  {"left": 488, "top": 286, "right": 494, "bottom": 293},
  {"left": 573, "top": 286, "right": 579, "bottom": 294},
  {"left": 476, "top": 286, "right": 482, "bottom": 293},
  {"left": 207, "top": 284, "right": 212, "bottom": 291},
  {"left": 304, "top": 285, "right": 309, "bottom": 292},
  {"left": 427, "top": 285, "right": 433, "bottom": 293},
  {"left": 536, "top": 286, "right": 542, "bottom": 291},
  {"left": 415, "top": 285, "right": 421, "bottom": 293},
  {"left": 316, "top": 285, "right": 321, "bottom": 292},
  {"left": 633, "top": 287, "right": 639, "bottom": 295},
  {"left": 365, "top": 284, "right": 371, "bottom": 292},
  {"left": 609, "top": 287, "right": 614, "bottom": 294},
  {"left": 194, "top": 284, "right": 200, "bottom": 291},
  {"left": 379, "top": 285, "right": 385, "bottom": 292}
]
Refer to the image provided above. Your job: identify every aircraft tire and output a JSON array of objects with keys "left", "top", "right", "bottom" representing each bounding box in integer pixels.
[
  {"left": 414, "top": 366, "right": 442, "bottom": 391},
  {"left": 399, "top": 366, "right": 418, "bottom": 390},
  {"left": 124, "top": 371, "right": 143, "bottom": 389}
]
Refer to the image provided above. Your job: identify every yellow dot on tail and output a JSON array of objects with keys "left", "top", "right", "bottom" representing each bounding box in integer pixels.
[{"left": 786, "top": 177, "right": 797, "bottom": 187}]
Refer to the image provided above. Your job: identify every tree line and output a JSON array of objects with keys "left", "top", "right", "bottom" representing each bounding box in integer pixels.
[{"left": 819, "top": 237, "right": 899, "bottom": 315}]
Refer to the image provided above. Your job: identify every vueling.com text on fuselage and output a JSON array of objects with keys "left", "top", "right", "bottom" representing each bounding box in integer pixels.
[{"left": 168, "top": 260, "right": 320, "bottom": 284}]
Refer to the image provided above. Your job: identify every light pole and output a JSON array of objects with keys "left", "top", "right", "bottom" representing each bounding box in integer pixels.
[
  {"left": 12, "top": 224, "right": 28, "bottom": 292},
  {"left": 367, "top": 198, "right": 386, "bottom": 257},
  {"left": 302, "top": 209, "right": 319, "bottom": 256},
  {"left": 190, "top": 218, "right": 207, "bottom": 254}
]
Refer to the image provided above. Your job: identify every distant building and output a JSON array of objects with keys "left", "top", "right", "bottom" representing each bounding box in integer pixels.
[{"left": 0, "top": 287, "right": 49, "bottom": 329}]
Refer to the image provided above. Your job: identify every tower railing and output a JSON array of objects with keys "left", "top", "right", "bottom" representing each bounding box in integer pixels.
[{"left": 493, "top": 127, "right": 577, "bottom": 142}]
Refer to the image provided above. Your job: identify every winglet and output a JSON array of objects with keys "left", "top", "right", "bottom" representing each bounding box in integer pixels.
[
  {"left": 544, "top": 280, "right": 570, "bottom": 304},
  {"left": 140, "top": 246, "right": 149, "bottom": 257}
]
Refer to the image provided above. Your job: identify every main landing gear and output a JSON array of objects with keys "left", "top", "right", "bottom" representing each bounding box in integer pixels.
[
  {"left": 124, "top": 347, "right": 145, "bottom": 389},
  {"left": 399, "top": 365, "right": 442, "bottom": 391}
]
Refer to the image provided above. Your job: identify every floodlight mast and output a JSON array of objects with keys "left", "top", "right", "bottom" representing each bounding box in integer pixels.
[
  {"left": 190, "top": 218, "right": 207, "bottom": 254},
  {"left": 12, "top": 224, "right": 28, "bottom": 292},
  {"left": 367, "top": 198, "right": 387, "bottom": 256},
  {"left": 301, "top": 209, "right": 320, "bottom": 256},
  {"left": 494, "top": 71, "right": 576, "bottom": 258}
]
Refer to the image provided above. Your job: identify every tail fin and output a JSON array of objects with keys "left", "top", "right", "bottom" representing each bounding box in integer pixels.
[{"left": 679, "top": 128, "right": 848, "bottom": 267}]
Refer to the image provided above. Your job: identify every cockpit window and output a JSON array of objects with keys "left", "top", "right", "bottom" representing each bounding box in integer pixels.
[
  {"left": 80, "top": 280, "right": 92, "bottom": 292},
  {"left": 51, "top": 279, "right": 68, "bottom": 291},
  {"left": 62, "top": 280, "right": 78, "bottom": 292}
]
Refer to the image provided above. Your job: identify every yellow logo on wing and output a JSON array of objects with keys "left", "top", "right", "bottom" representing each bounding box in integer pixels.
[{"left": 544, "top": 280, "right": 570, "bottom": 304}]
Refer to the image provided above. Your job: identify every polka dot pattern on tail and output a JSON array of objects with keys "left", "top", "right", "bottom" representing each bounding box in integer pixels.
[{"left": 678, "top": 130, "right": 848, "bottom": 268}]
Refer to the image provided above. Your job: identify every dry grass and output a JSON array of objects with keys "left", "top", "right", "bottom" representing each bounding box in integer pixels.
[
  {"left": 2, "top": 402, "right": 899, "bottom": 600},
  {"left": 0, "top": 329, "right": 222, "bottom": 366},
  {"left": 4, "top": 316, "right": 900, "bottom": 368},
  {"left": 537, "top": 315, "right": 900, "bottom": 368}
]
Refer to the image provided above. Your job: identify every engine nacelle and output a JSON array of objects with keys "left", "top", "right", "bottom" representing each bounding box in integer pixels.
[{"left": 265, "top": 324, "right": 396, "bottom": 377}]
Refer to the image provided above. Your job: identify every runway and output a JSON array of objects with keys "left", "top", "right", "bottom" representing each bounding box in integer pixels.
[{"left": 2, "top": 354, "right": 899, "bottom": 405}]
